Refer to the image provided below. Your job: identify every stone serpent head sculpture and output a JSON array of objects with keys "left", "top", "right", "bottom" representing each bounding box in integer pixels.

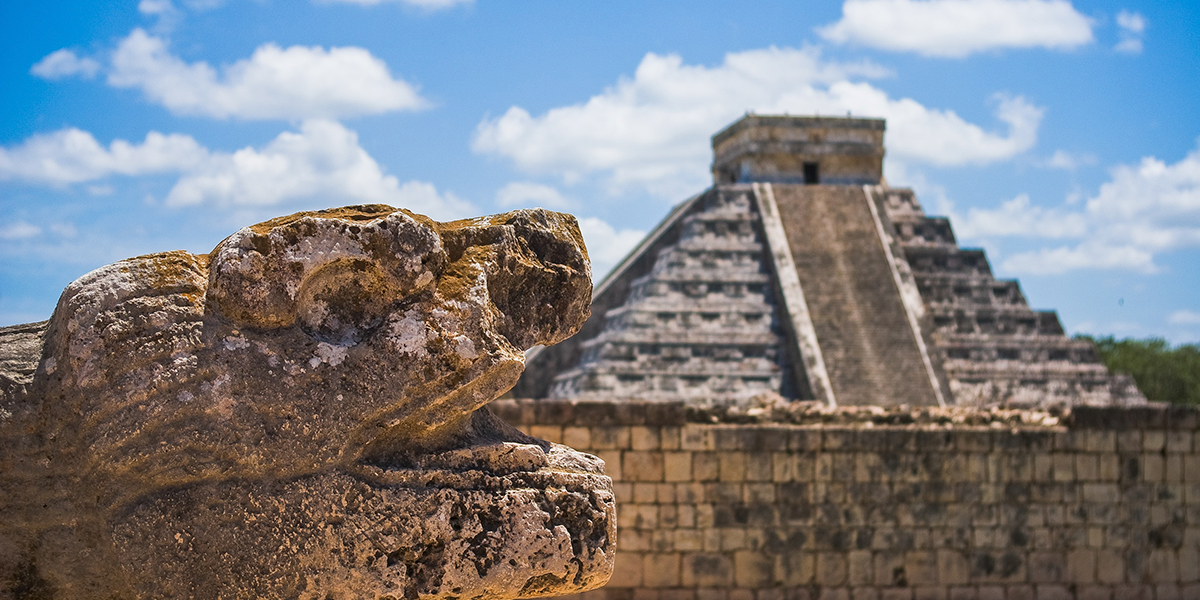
[{"left": 0, "top": 205, "right": 613, "bottom": 599}]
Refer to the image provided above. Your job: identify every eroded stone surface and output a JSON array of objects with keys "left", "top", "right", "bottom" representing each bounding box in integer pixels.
[{"left": 0, "top": 205, "right": 611, "bottom": 599}]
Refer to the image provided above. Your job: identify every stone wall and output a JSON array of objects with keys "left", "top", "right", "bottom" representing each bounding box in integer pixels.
[{"left": 492, "top": 400, "right": 1200, "bottom": 600}]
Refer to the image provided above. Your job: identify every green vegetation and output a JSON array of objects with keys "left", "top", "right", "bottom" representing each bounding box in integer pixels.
[{"left": 1076, "top": 335, "right": 1200, "bottom": 405}]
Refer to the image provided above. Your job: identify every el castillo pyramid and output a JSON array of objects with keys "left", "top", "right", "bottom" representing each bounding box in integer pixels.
[{"left": 514, "top": 114, "right": 1144, "bottom": 409}]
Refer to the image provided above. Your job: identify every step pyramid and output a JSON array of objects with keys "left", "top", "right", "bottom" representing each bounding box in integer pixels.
[{"left": 515, "top": 115, "right": 1144, "bottom": 408}]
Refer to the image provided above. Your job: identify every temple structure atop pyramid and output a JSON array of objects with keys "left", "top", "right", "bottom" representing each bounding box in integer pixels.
[{"left": 515, "top": 115, "right": 1144, "bottom": 408}]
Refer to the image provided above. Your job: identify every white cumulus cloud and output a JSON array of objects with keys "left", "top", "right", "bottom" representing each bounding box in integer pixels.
[
  {"left": 494, "top": 182, "right": 575, "bottom": 209},
  {"left": 473, "top": 47, "right": 1042, "bottom": 199},
  {"left": 1168, "top": 310, "right": 1200, "bottom": 326},
  {"left": 0, "top": 220, "right": 79, "bottom": 242},
  {"left": 107, "top": 28, "right": 427, "bottom": 120},
  {"left": 817, "top": 0, "right": 1094, "bottom": 58},
  {"left": 165, "top": 120, "right": 472, "bottom": 220},
  {"left": 137, "top": 0, "right": 183, "bottom": 32},
  {"left": 30, "top": 49, "right": 102, "bottom": 80},
  {"left": 957, "top": 141, "right": 1200, "bottom": 274},
  {"left": 1041, "top": 149, "right": 1097, "bottom": 171},
  {"left": 0, "top": 222, "right": 43, "bottom": 241},
  {"left": 577, "top": 217, "right": 646, "bottom": 280},
  {"left": 0, "top": 121, "right": 470, "bottom": 221},
  {"left": 1115, "top": 10, "right": 1146, "bottom": 54},
  {"left": 0, "top": 127, "right": 209, "bottom": 185},
  {"left": 318, "top": 0, "right": 471, "bottom": 9},
  {"left": 138, "top": 0, "right": 176, "bottom": 15},
  {"left": 957, "top": 193, "right": 1088, "bottom": 239},
  {"left": 1001, "top": 243, "right": 1156, "bottom": 274}
]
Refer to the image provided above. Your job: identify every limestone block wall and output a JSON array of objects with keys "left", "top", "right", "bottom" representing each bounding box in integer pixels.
[{"left": 492, "top": 400, "right": 1200, "bottom": 600}]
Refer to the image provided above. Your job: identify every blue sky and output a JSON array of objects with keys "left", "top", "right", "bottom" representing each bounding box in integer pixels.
[{"left": 2, "top": 0, "right": 1198, "bottom": 343}]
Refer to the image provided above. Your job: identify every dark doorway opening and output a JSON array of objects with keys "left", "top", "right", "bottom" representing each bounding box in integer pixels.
[{"left": 803, "top": 162, "right": 820, "bottom": 184}]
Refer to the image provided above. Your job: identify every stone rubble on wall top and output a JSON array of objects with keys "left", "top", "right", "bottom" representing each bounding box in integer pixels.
[{"left": 494, "top": 397, "right": 1199, "bottom": 430}]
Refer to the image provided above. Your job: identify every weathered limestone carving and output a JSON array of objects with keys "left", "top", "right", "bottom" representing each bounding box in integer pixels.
[{"left": 0, "top": 205, "right": 613, "bottom": 599}]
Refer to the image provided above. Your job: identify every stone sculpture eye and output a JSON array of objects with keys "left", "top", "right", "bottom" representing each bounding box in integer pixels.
[
  {"left": 207, "top": 209, "right": 445, "bottom": 332},
  {"left": 294, "top": 258, "right": 397, "bottom": 344}
]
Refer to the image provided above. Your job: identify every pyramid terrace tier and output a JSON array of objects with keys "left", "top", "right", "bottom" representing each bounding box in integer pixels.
[
  {"left": 947, "top": 359, "right": 1111, "bottom": 378},
  {"left": 624, "top": 281, "right": 775, "bottom": 306},
  {"left": 876, "top": 187, "right": 927, "bottom": 218},
  {"left": 605, "top": 296, "right": 777, "bottom": 313},
  {"left": 678, "top": 198, "right": 758, "bottom": 225},
  {"left": 549, "top": 369, "right": 783, "bottom": 401},
  {"left": 926, "top": 306, "right": 1069, "bottom": 336},
  {"left": 916, "top": 274, "right": 1028, "bottom": 308},
  {"left": 562, "top": 350, "right": 783, "bottom": 374},
  {"left": 934, "top": 333, "right": 1103, "bottom": 364},
  {"left": 944, "top": 363, "right": 1143, "bottom": 408},
  {"left": 679, "top": 207, "right": 760, "bottom": 228},
  {"left": 902, "top": 246, "right": 994, "bottom": 277},
  {"left": 554, "top": 362, "right": 782, "bottom": 380},
  {"left": 650, "top": 241, "right": 768, "bottom": 267},
  {"left": 554, "top": 361, "right": 783, "bottom": 379},
  {"left": 561, "top": 341, "right": 784, "bottom": 386},
  {"left": 578, "top": 329, "right": 784, "bottom": 348},
  {"left": 658, "top": 240, "right": 767, "bottom": 256},
  {"left": 601, "top": 303, "right": 780, "bottom": 332},
  {"left": 890, "top": 215, "right": 958, "bottom": 247},
  {"left": 628, "top": 269, "right": 772, "bottom": 286}
]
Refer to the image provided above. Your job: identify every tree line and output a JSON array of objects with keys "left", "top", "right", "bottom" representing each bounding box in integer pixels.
[{"left": 1076, "top": 335, "right": 1200, "bottom": 406}]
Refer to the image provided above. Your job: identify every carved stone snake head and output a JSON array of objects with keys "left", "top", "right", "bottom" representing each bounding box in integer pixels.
[{"left": 1, "top": 205, "right": 613, "bottom": 599}]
